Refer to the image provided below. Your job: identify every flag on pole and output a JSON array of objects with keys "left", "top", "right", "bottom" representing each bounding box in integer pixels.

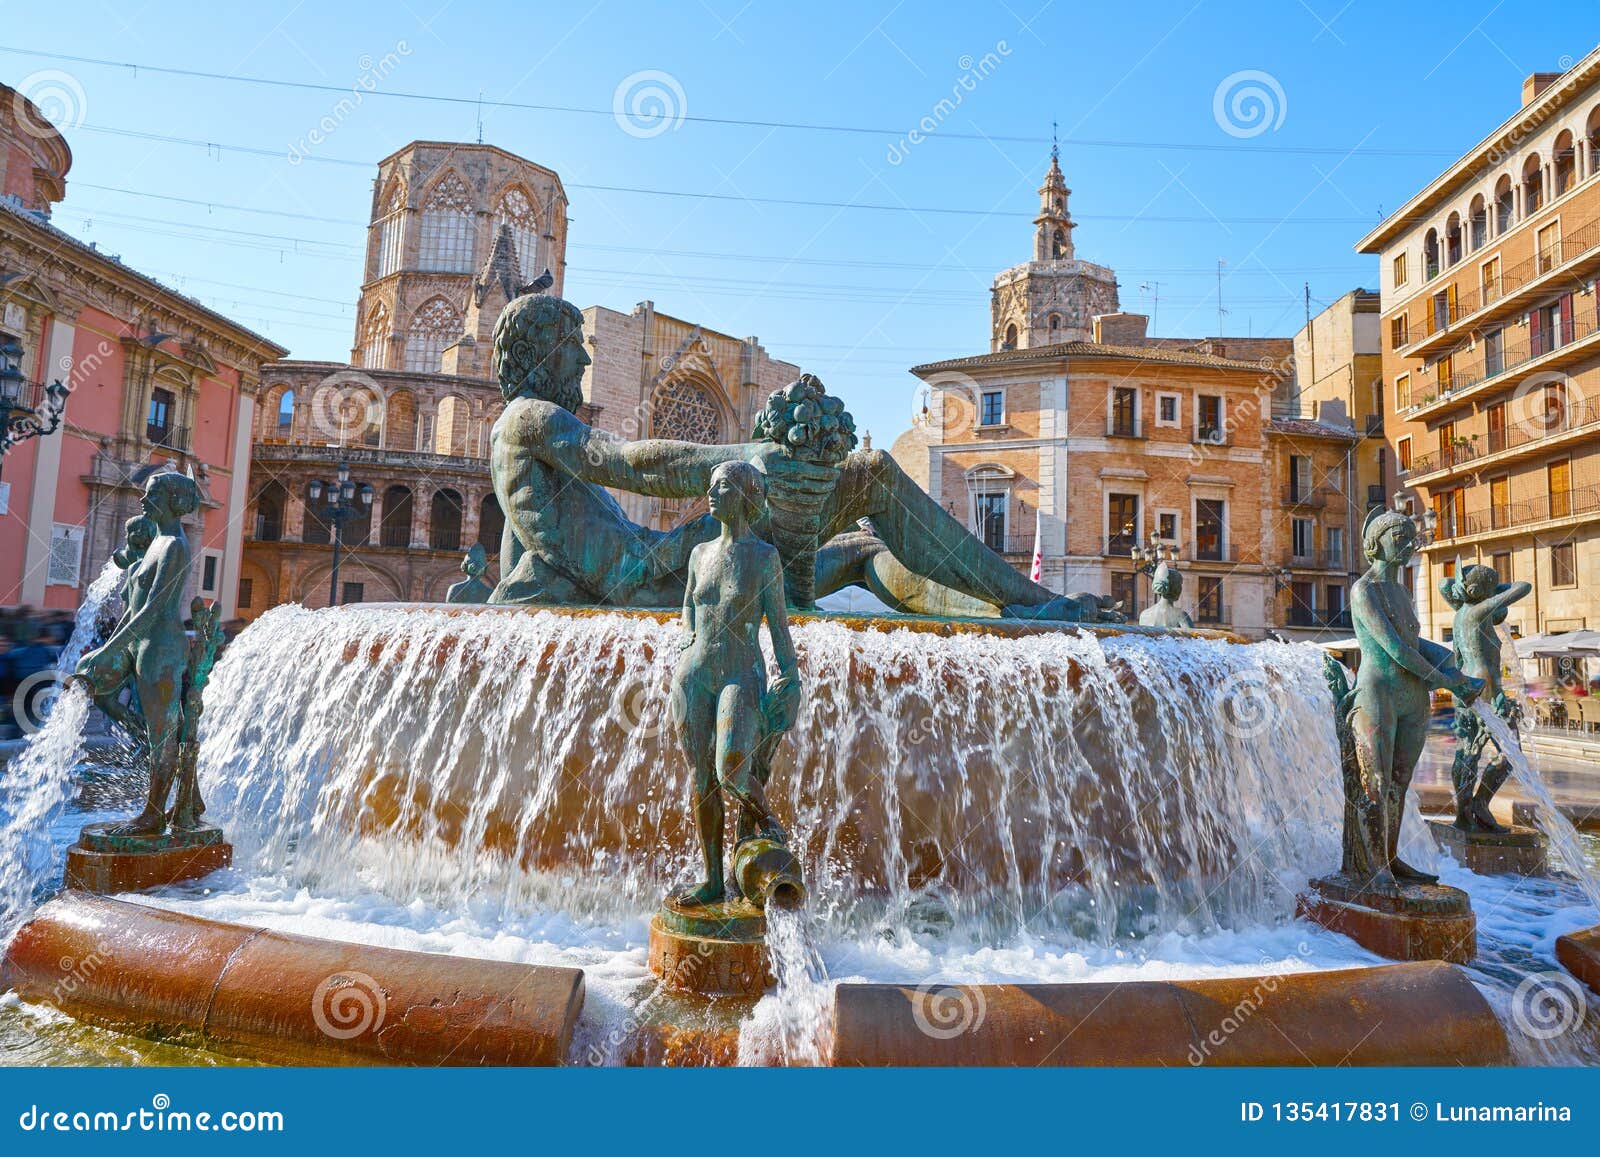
[{"left": 1030, "top": 513, "right": 1043, "bottom": 583}]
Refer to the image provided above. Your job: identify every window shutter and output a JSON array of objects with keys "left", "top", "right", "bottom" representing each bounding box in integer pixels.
[
  {"left": 1560, "top": 293, "right": 1575, "bottom": 344},
  {"left": 1530, "top": 309, "right": 1544, "bottom": 357}
]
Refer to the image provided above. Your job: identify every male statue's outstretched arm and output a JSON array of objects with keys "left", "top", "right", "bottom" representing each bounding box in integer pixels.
[{"left": 510, "top": 400, "right": 733, "bottom": 498}]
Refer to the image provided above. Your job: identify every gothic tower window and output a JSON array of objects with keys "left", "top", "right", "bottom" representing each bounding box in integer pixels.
[
  {"left": 405, "top": 297, "right": 462, "bottom": 373},
  {"left": 375, "top": 183, "right": 405, "bottom": 278},
  {"left": 1003, "top": 323, "right": 1019, "bottom": 350},
  {"left": 649, "top": 377, "right": 724, "bottom": 444},
  {"left": 1051, "top": 227, "right": 1066, "bottom": 259},
  {"left": 418, "top": 172, "right": 476, "bottom": 273},
  {"left": 359, "top": 301, "right": 390, "bottom": 369},
  {"left": 494, "top": 186, "right": 541, "bottom": 280}
]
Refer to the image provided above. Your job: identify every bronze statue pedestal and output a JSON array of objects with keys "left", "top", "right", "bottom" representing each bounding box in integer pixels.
[
  {"left": 1296, "top": 873, "right": 1476, "bottom": 964},
  {"left": 1556, "top": 923, "right": 1600, "bottom": 997},
  {"left": 64, "top": 821, "right": 232, "bottom": 895},
  {"left": 648, "top": 897, "right": 772, "bottom": 998},
  {"left": 1428, "top": 820, "right": 1549, "bottom": 876}
]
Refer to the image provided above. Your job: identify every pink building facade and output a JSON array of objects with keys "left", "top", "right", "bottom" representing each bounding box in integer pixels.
[{"left": 0, "top": 85, "right": 286, "bottom": 616}]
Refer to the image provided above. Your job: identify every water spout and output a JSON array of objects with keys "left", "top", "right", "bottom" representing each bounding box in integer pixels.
[{"left": 733, "top": 837, "right": 805, "bottom": 910}]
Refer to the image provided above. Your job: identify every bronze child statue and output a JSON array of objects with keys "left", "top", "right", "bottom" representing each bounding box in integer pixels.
[
  {"left": 1439, "top": 564, "right": 1532, "bottom": 834},
  {"left": 669, "top": 461, "right": 801, "bottom": 908},
  {"left": 1340, "top": 505, "right": 1483, "bottom": 891},
  {"left": 75, "top": 471, "right": 207, "bottom": 835},
  {"left": 446, "top": 543, "right": 494, "bottom": 604}
]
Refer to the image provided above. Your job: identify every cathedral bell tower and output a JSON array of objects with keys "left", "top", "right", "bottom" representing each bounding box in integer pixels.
[{"left": 989, "top": 138, "right": 1120, "bottom": 352}]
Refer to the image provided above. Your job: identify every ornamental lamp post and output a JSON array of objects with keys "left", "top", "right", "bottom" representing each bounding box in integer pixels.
[
  {"left": 0, "top": 339, "right": 69, "bottom": 483},
  {"left": 310, "top": 460, "right": 373, "bottom": 607}
]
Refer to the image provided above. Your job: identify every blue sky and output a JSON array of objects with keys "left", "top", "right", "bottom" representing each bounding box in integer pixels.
[{"left": 1, "top": 1, "right": 1594, "bottom": 445}]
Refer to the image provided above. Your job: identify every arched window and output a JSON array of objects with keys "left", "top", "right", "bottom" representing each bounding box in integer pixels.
[
  {"left": 1444, "top": 211, "right": 1462, "bottom": 267},
  {"left": 404, "top": 297, "right": 461, "bottom": 373},
  {"left": 1494, "top": 175, "right": 1514, "bottom": 234},
  {"left": 417, "top": 172, "right": 475, "bottom": 272},
  {"left": 1048, "top": 314, "right": 1061, "bottom": 337},
  {"left": 253, "top": 481, "right": 287, "bottom": 542},
  {"left": 1522, "top": 153, "right": 1543, "bottom": 215},
  {"left": 1050, "top": 227, "right": 1066, "bottom": 259},
  {"left": 384, "top": 388, "right": 417, "bottom": 451},
  {"left": 1554, "top": 130, "right": 1575, "bottom": 195},
  {"left": 1423, "top": 228, "right": 1440, "bottom": 280},
  {"left": 649, "top": 377, "right": 724, "bottom": 444},
  {"left": 375, "top": 183, "right": 405, "bottom": 278},
  {"left": 345, "top": 481, "right": 374, "bottom": 546},
  {"left": 478, "top": 492, "right": 505, "bottom": 551},
  {"left": 429, "top": 489, "right": 464, "bottom": 551},
  {"left": 1468, "top": 194, "right": 1487, "bottom": 251},
  {"left": 379, "top": 485, "right": 413, "bottom": 547},
  {"left": 360, "top": 301, "right": 390, "bottom": 370},
  {"left": 1003, "top": 323, "right": 1018, "bottom": 350},
  {"left": 434, "top": 394, "right": 471, "bottom": 455},
  {"left": 276, "top": 389, "right": 295, "bottom": 434},
  {"left": 1588, "top": 107, "right": 1600, "bottom": 176},
  {"left": 493, "top": 186, "right": 540, "bottom": 280}
]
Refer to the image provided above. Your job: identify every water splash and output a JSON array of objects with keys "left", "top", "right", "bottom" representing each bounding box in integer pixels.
[
  {"left": 198, "top": 605, "right": 1357, "bottom": 945},
  {"left": 754, "top": 906, "right": 833, "bottom": 1066},
  {"left": 55, "top": 560, "right": 124, "bottom": 677},
  {"left": 1470, "top": 700, "right": 1600, "bottom": 910},
  {"left": 0, "top": 683, "right": 91, "bottom": 943}
]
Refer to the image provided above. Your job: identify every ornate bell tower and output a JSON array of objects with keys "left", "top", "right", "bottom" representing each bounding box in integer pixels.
[{"left": 990, "top": 135, "right": 1119, "bottom": 351}]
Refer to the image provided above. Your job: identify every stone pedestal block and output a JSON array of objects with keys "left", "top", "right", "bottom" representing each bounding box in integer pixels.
[
  {"left": 1430, "top": 820, "right": 1549, "bottom": 876},
  {"left": 65, "top": 821, "right": 232, "bottom": 894},
  {"left": 648, "top": 897, "right": 771, "bottom": 998},
  {"left": 1297, "top": 874, "right": 1476, "bottom": 964}
]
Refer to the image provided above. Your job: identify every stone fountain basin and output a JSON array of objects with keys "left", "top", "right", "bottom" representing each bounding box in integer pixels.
[{"left": 1, "top": 894, "right": 1518, "bottom": 1067}]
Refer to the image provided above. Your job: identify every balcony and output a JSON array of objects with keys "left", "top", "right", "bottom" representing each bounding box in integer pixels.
[
  {"left": 1284, "top": 550, "right": 1345, "bottom": 570},
  {"left": 1395, "top": 211, "right": 1600, "bottom": 355},
  {"left": 252, "top": 441, "right": 489, "bottom": 474},
  {"left": 1282, "top": 486, "right": 1329, "bottom": 508},
  {"left": 1286, "top": 607, "right": 1352, "bottom": 629},
  {"left": 1192, "top": 425, "right": 1228, "bottom": 447},
  {"left": 1104, "top": 533, "right": 1138, "bottom": 556},
  {"left": 1188, "top": 543, "right": 1242, "bottom": 564},
  {"left": 146, "top": 424, "right": 190, "bottom": 453},
  {"left": 1431, "top": 483, "right": 1600, "bottom": 545},
  {"left": 1403, "top": 304, "right": 1600, "bottom": 423},
  {"left": 983, "top": 533, "right": 1040, "bottom": 558},
  {"left": 1404, "top": 393, "right": 1600, "bottom": 484}
]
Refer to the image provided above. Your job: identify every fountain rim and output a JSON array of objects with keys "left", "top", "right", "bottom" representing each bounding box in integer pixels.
[{"left": 303, "top": 601, "right": 1256, "bottom": 645}]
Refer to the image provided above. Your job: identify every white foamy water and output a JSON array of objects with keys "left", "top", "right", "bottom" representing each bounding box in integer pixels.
[
  {"left": 198, "top": 605, "right": 1404, "bottom": 944},
  {"left": 745, "top": 906, "right": 832, "bottom": 1065},
  {"left": 0, "top": 683, "right": 91, "bottom": 943},
  {"left": 55, "top": 560, "right": 124, "bottom": 677}
]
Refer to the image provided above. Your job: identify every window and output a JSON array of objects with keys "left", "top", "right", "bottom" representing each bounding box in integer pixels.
[
  {"left": 418, "top": 172, "right": 475, "bottom": 273},
  {"left": 1195, "top": 498, "right": 1225, "bottom": 561},
  {"left": 493, "top": 186, "right": 541, "bottom": 280},
  {"left": 1155, "top": 393, "right": 1181, "bottom": 427},
  {"left": 1494, "top": 175, "right": 1514, "bottom": 234},
  {"left": 360, "top": 301, "right": 390, "bottom": 370},
  {"left": 380, "top": 485, "right": 414, "bottom": 548},
  {"left": 1395, "top": 373, "right": 1411, "bottom": 410},
  {"left": 1110, "top": 571, "right": 1137, "bottom": 616},
  {"left": 974, "top": 492, "right": 1006, "bottom": 551},
  {"left": 1424, "top": 228, "right": 1440, "bottom": 280},
  {"left": 1390, "top": 313, "right": 1408, "bottom": 349},
  {"left": 1288, "top": 581, "right": 1315, "bottom": 627},
  {"left": 375, "top": 183, "right": 405, "bottom": 278},
  {"left": 1288, "top": 454, "right": 1313, "bottom": 501},
  {"left": 1437, "top": 354, "right": 1453, "bottom": 393},
  {"left": 1108, "top": 493, "right": 1139, "bottom": 551},
  {"left": 342, "top": 582, "right": 365, "bottom": 604},
  {"left": 1549, "top": 458, "right": 1572, "bottom": 519},
  {"left": 1158, "top": 512, "right": 1178, "bottom": 541},
  {"left": 1481, "top": 256, "right": 1501, "bottom": 304},
  {"left": 1327, "top": 526, "right": 1344, "bottom": 565},
  {"left": 238, "top": 577, "right": 253, "bottom": 609},
  {"left": 405, "top": 297, "right": 462, "bottom": 373},
  {"left": 979, "top": 390, "right": 1004, "bottom": 427},
  {"left": 147, "top": 388, "right": 174, "bottom": 442},
  {"left": 1110, "top": 387, "right": 1138, "bottom": 436},
  {"left": 1491, "top": 552, "right": 1512, "bottom": 583},
  {"left": 1292, "top": 517, "right": 1314, "bottom": 560},
  {"left": 1196, "top": 577, "right": 1224, "bottom": 623},
  {"left": 1524, "top": 154, "right": 1544, "bottom": 215},
  {"left": 1196, "top": 395, "right": 1223, "bottom": 442},
  {"left": 1469, "top": 195, "right": 1487, "bottom": 251},
  {"left": 429, "top": 489, "right": 464, "bottom": 551},
  {"left": 1484, "top": 328, "right": 1504, "bottom": 377},
  {"left": 200, "top": 551, "right": 220, "bottom": 596},
  {"left": 1003, "top": 323, "right": 1018, "bottom": 349},
  {"left": 1397, "top": 436, "right": 1412, "bottom": 472},
  {"left": 1392, "top": 252, "right": 1408, "bottom": 287},
  {"left": 1537, "top": 222, "right": 1562, "bottom": 274},
  {"left": 1552, "top": 541, "right": 1577, "bottom": 587}
]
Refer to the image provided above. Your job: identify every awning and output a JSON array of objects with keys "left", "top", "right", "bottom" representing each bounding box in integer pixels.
[{"left": 1514, "top": 630, "right": 1600, "bottom": 658}]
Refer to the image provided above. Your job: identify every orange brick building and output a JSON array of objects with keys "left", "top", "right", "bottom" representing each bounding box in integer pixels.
[{"left": 1360, "top": 52, "right": 1600, "bottom": 640}]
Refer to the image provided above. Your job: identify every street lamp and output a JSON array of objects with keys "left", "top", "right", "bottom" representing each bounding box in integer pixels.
[
  {"left": 309, "top": 460, "right": 373, "bottom": 606},
  {"left": 0, "top": 339, "right": 70, "bottom": 482}
]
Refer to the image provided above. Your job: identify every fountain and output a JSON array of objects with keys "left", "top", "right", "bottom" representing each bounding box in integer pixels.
[{"left": 2, "top": 288, "right": 1597, "bottom": 1068}]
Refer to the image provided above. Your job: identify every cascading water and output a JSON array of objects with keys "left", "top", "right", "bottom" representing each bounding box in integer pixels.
[
  {"left": 1471, "top": 701, "right": 1600, "bottom": 911},
  {"left": 197, "top": 603, "right": 1388, "bottom": 944},
  {"left": 55, "top": 560, "right": 124, "bottom": 677},
  {"left": 751, "top": 907, "right": 832, "bottom": 1065}
]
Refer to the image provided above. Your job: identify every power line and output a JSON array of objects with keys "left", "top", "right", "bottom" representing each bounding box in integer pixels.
[{"left": 1, "top": 45, "right": 1462, "bottom": 159}]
